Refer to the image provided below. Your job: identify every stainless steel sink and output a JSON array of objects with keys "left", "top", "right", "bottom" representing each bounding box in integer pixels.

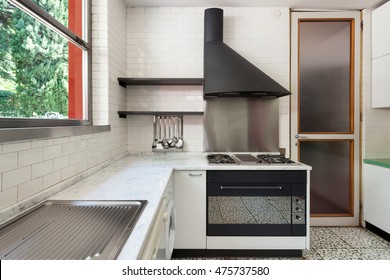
[{"left": 0, "top": 200, "right": 147, "bottom": 260}]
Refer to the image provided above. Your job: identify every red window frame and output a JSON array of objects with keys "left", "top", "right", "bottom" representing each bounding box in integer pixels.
[{"left": 68, "top": 0, "right": 83, "bottom": 120}]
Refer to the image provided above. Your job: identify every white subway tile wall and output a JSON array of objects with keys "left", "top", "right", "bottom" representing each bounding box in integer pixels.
[
  {"left": 92, "top": 0, "right": 109, "bottom": 125},
  {"left": 126, "top": 7, "right": 290, "bottom": 154},
  {"left": 362, "top": 10, "right": 390, "bottom": 159},
  {"left": 0, "top": 0, "right": 128, "bottom": 216},
  {"left": 107, "top": 0, "right": 128, "bottom": 155}
]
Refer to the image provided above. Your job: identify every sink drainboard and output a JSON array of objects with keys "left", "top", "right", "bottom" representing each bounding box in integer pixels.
[{"left": 0, "top": 200, "right": 147, "bottom": 260}]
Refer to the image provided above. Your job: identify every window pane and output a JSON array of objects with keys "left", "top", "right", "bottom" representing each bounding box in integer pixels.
[
  {"left": 300, "top": 140, "right": 352, "bottom": 215},
  {"left": 299, "top": 21, "right": 352, "bottom": 133},
  {"left": 31, "top": 0, "right": 85, "bottom": 39},
  {"left": 0, "top": 2, "right": 85, "bottom": 120}
]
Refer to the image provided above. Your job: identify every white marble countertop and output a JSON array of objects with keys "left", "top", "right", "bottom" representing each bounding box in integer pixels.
[{"left": 32, "top": 153, "right": 312, "bottom": 259}]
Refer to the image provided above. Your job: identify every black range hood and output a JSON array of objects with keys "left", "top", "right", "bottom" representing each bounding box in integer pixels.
[{"left": 204, "top": 8, "right": 291, "bottom": 98}]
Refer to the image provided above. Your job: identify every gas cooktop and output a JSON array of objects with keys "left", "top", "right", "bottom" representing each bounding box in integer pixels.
[{"left": 207, "top": 153, "right": 298, "bottom": 165}]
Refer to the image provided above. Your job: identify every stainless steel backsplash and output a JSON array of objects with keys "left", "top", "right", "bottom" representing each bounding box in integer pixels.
[{"left": 203, "top": 98, "right": 279, "bottom": 152}]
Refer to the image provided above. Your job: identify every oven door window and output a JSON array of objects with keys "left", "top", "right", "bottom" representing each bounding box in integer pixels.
[
  {"left": 208, "top": 196, "right": 292, "bottom": 225},
  {"left": 207, "top": 182, "right": 306, "bottom": 236}
]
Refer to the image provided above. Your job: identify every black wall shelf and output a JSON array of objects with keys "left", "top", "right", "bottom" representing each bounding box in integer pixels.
[
  {"left": 118, "top": 78, "right": 204, "bottom": 88},
  {"left": 118, "top": 111, "right": 204, "bottom": 118}
]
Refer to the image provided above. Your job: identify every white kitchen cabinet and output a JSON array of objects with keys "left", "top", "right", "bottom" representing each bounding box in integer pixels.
[
  {"left": 372, "top": 1, "right": 390, "bottom": 59},
  {"left": 372, "top": 54, "right": 390, "bottom": 108},
  {"left": 173, "top": 170, "right": 206, "bottom": 249},
  {"left": 372, "top": 1, "right": 390, "bottom": 108},
  {"left": 363, "top": 161, "right": 390, "bottom": 235}
]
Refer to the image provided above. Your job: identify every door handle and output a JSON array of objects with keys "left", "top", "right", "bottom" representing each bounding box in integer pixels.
[
  {"left": 220, "top": 185, "right": 283, "bottom": 190},
  {"left": 295, "top": 134, "right": 308, "bottom": 139},
  {"left": 188, "top": 173, "right": 203, "bottom": 177}
]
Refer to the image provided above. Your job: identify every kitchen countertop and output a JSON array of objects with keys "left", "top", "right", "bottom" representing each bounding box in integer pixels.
[
  {"left": 11, "top": 153, "right": 312, "bottom": 260},
  {"left": 363, "top": 158, "right": 390, "bottom": 169}
]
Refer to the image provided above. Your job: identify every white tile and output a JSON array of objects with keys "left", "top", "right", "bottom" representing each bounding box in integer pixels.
[
  {"left": 53, "top": 155, "right": 70, "bottom": 171},
  {"left": 31, "top": 139, "right": 53, "bottom": 148},
  {"left": 145, "top": 7, "right": 158, "bottom": 14},
  {"left": 43, "top": 170, "right": 62, "bottom": 190},
  {"left": 70, "top": 152, "right": 83, "bottom": 165},
  {"left": 0, "top": 153, "right": 18, "bottom": 173},
  {"left": 0, "top": 187, "right": 18, "bottom": 211},
  {"left": 53, "top": 137, "right": 70, "bottom": 145},
  {"left": 44, "top": 145, "right": 62, "bottom": 161},
  {"left": 62, "top": 142, "right": 77, "bottom": 156},
  {"left": 2, "top": 166, "right": 31, "bottom": 190},
  {"left": 62, "top": 165, "right": 77, "bottom": 180},
  {"left": 18, "top": 148, "right": 44, "bottom": 167},
  {"left": 133, "top": 7, "right": 145, "bottom": 14},
  {"left": 32, "top": 160, "right": 54, "bottom": 179},
  {"left": 75, "top": 162, "right": 88, "bottom": 174},
  {"left": 3, "top": 142, "right": 31, "bottom": 153},
  {"left": 18, "top": 177, "right": 43, "bottom": 201}
]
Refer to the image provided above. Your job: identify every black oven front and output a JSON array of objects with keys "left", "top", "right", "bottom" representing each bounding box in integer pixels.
[{"left": 207, "top": 170, "right": 306, "bottom": 236}]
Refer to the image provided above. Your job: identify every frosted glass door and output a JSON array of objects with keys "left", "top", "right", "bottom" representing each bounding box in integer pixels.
[{"left": 291, "top": 12, "right": 360, "bottom": 226}]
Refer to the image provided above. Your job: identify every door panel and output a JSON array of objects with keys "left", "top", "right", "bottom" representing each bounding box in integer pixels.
[
  {"left": 291, "top": 12, "right": 360, "bottom": 226},
  {"left": 299, "top": 21, "right": 353, "bottom": 133},
  {"left": 299, "top": 140, "right": 353, "bottom": 216}
]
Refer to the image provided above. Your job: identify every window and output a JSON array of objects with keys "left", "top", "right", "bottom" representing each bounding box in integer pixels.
[{"left": 0, "top": 0, "right": 90, "bottom": 127}]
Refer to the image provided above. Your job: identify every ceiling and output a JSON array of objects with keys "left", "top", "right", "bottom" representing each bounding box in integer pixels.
[{"left": 124, "top": 0, "right": 388, "bottom": 10}]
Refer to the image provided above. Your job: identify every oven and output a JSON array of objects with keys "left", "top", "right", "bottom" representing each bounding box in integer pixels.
[{"left": 207, "top": 170, "right": 306, "bottom": 237}]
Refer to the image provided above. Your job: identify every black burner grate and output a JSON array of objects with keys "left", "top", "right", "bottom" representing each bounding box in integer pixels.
[
  {"left": 257, "top": 154, "right": 295, "bottom": 164},
  {"left": 207, "top": 154, "right": 236, "bottom": 164}
]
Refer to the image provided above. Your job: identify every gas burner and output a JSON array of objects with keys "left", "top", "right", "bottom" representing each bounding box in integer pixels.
[
  {"left": 207, "top": 154, "right": 236, "bottom": 164},
  {"left": 257, "top": 154, "right": 295, "bottom": 164}
]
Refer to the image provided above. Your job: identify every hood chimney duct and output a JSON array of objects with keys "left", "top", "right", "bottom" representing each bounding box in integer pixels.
[{"left": 204, "top": 8, "right": 223, "bottom": 43}]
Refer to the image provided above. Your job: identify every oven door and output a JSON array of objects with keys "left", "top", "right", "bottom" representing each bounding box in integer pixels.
[{"left": 207, "top": 170, "right": 306, "bottom": 237}]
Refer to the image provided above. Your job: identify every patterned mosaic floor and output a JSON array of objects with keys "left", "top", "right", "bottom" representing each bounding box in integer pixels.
[
  {"left": 173, "top": 227, "right": 390, "bottom": 260},
  {"left": 304, "top": 227, "right": 390, "bottom": 260}
]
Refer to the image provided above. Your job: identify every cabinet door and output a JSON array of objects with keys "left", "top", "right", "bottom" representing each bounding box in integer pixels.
[
  {"left": 173, "top": 171, "right": 206, "bottom": 249},
  {"left": 363, "top": 164, "right": 390, "bottom": 234},
  {"left": 372, "top": 54, "right": 390, "bottom": 108},
  {"left": 372, "top": 1, "right": 390, "bottom": 59}
]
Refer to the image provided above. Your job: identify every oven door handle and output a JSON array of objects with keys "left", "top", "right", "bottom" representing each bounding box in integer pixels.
[{"left": 220, "top": 185, "right": 283, "bottom": 190}]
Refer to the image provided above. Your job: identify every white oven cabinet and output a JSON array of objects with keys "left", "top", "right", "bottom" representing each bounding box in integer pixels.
[
  {"left": 363, "top": 160, "right": 390, "bottom": 235},
  {"left": 372, "top": 1, "right": 390, "bottom": 108},
  {"left": 173, "top": 170, "right": 206, "bottom": 249}
]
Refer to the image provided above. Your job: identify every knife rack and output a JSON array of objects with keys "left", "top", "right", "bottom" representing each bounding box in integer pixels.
[{"left": 152, "top": 115, "right": 184, "bottom": 152}]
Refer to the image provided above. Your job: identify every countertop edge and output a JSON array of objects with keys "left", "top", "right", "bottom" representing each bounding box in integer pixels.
[{"left": 363, "top": 159, "right": 390, "bottom": 169}]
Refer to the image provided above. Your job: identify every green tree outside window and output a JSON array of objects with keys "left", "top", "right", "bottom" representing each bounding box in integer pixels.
[{"left": 0, "top": 0, "right": 69, "bottom": 118}]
